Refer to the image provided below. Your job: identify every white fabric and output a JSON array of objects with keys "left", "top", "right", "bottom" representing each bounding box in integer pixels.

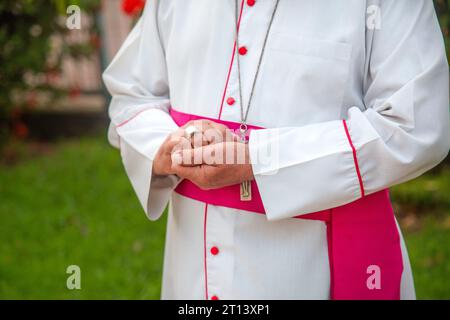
[{"left": 103, "top": 0, "right": 449, "bottom": 299}]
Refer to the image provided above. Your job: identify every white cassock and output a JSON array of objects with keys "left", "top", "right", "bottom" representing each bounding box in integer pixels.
[{"left": 103, "top": 0, "right": 449, "bottom": 300}]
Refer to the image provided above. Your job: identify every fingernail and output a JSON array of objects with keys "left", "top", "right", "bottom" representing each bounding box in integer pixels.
[{"left": 171, "top": 151, "right": 182, "bottom": 165}]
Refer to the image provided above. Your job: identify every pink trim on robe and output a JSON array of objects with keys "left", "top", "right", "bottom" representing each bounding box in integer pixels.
[
  {"left": 170, "top": 107, "right": 403, "bottom": 300},
  {"left": 218, "top": 0, "right": 245, "bottom": 120},
  {"left": 343, "top": 119, "right": 365, "bottom": 197},
  {"left": 203, "top": 203, "right": 209, "bottom": 300}
]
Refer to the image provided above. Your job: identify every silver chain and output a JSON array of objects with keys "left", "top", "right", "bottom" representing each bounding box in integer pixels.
[{"left": 234, "top": 0, "right": 280, "bottom": 133}]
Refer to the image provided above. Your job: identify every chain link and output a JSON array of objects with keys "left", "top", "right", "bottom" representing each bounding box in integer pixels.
[{"left": 234, "top": 0, "right": 281, "bottom": 127}]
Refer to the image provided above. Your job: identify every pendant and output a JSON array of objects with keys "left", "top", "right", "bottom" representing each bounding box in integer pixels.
[
  {"left": 239, "top": 123, "right": 252, "bottom": 201},
  {"left": 240, "top": 180, "right": 252, "bottom": 201}
]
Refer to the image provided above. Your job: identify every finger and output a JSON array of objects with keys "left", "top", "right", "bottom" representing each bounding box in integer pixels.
[
  {"left": 181, "top": 120, "right": 237, "bottom": 146},
  {"left": 226, "top": 128, "right": 240, "bottom": 143},
  {"left": 181, "top": 119, "right": 203, "bottom": 129},
  {"left": 171, "top": 146, "right": 203, "bottom": 166},
  {"left": 184, "top": 143, "right": 227, "bottom": 166},
  {"left": 204, "top": 121, "right": 236, "bottom": 145},
  {"left": 170, "top": 136, "right": 191, "bottom": 154},
  {"left": 164, "top": 135, "right": 189, "bottom": 154},
  {"left": 171, "top": 126, "right": 190, "bottom": 138},
  {"left": 172, "top": 162, "right": 204, "bottom": 182},
  {"left": 207, "top": 122, "right": 239, "bottom": 143},
  {"left": 192, "top": 132, "right": 208, "bottom": 148},
  {"left": 186, "top": 147, "right": 205, "bottom": 166},
  {"left": 182, "top": 120, "right": 209, "bottom": 147},
  {"left": 172, "top": 164, "right": 218, "bottom": 190}
]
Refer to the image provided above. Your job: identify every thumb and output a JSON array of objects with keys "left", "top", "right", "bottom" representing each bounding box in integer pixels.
[{"left": 171, "top": 163, "right": 203, "bottom": 182}]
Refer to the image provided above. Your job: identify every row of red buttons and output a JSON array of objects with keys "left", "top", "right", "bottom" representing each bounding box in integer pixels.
[
  {"left": 210, "top": 246, "right": 219, "bottom": 300},
  {"left": 226, "top": 45, "right": 247, "bottom": 107},
  {"left": 226, "top": 0, "right": 256, "bottom": 108},
  {"left": 211, "top": 1, "right": 256, "bottom": 301}
]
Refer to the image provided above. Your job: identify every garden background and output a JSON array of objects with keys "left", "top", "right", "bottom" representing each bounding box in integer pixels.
[{"left": 0, "top": 0, "right": 449, "bottom": 299}]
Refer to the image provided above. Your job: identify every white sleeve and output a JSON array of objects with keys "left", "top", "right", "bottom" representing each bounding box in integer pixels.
[
  {"left": 102, "top": 1, "right": 179, "bottom": 221},
  {"left": 249, "top": 0, "right": 450, "bottom": 221}
]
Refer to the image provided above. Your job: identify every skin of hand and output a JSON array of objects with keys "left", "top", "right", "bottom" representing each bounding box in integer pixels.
[
  {"left": 171, "top": 141, "right": 255, "bottom": 190},
  {"left": 152, "top": 120, "right": 234, "bottom": 176},
  {"left": 152, "top": 128, "right": 191, "bottom": 176},
  {"left": 184, "top": 119, "right": 236, "bottom": 147}
]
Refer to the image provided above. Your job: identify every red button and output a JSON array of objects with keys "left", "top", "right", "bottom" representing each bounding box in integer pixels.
[
  {"left": 226, "top": 97, "right": 235, "bottom": 106},
  {"left": 210, "top": 246, "right": 219, "bottom": 255},
  {"left": 211, "top": 295, "right": 219, "bottom": 300},
  {"left": 247, "top": 0, "right": 256, "bottom": 7},
  {"left": 238, "top": 46, "right": 248, "bottom": 56}
]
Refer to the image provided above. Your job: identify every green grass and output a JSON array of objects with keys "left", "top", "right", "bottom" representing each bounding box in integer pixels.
[
  {"left": 0, "top": 136, "right": 449, "bottom": 299},
  {"left": 390, "top": 169, "right": 450, "bottom": 299},
  {"left": 0, "top": 137, "right": 167, "bottom": 299}
]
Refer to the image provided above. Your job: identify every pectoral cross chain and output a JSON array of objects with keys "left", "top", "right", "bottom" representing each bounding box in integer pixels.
[{"left": 239, "top": 126, "right": 252, "bottom": 201}]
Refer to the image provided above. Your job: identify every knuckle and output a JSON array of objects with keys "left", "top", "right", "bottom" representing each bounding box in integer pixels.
[
  {"left": 198, "top": 183, "right": 211, "bottom": 191},
  {"left": 197, "top": 178, "right": 211, "bottom": 190},
  {"left": 200, "top": 171, "right": 213, "bottom": 188},
  {"left": 206, "top": 170, "right": 218, "bottom": 183}
]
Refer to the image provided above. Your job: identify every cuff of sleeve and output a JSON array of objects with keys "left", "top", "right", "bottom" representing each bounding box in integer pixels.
[
  {"left": 115, "top": 108, "right": 180, "bottom": 220},
  {"left": 119, "top": 137, "right": 180, "bottom": 220},
  {"left": 249, "top": 121, "right": 362, "bottom": 221}
]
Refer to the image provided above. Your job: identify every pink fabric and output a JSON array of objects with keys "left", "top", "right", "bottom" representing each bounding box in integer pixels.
[{"left": 170, "top": 107, "right": 403, "bottom": 300}]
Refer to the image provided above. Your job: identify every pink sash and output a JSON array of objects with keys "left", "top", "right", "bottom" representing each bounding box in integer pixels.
[{"left": 170, "top": 108, "right": 403, "bottom": 300}]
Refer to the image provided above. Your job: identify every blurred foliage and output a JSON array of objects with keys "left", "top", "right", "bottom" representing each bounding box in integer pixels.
[
  {"left": 435, "top": 0, "right": 450, "bottom": 58},
  {"left": 0, "top": 0, "right": 100, "bottom": 147},
  {"left": 391, "top": 166, "right": 450, "bottom": 215}
]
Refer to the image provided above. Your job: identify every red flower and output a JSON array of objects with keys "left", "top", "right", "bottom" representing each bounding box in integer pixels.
[
  {"left": 121, "top": 0, "right": 146, "bottom": 16},
  {"left": 69, "top": 86, "right": 81, "bottom": 99},
  {"left": 26, "top": 91, "right": 38, "bottom": 109},
  {"left": 90, "top": 34, "right": 101, "bottom": 49},
  {"left": 10, "top": 108, "right": 22, "bottom": 119},
  {"left": 13, "top": 122, "right": 29, "bottom": 139}
]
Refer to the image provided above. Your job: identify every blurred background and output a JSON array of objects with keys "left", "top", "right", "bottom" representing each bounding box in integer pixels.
[{"left": 0, "top": 0, "right": 449, "bottom": 299}]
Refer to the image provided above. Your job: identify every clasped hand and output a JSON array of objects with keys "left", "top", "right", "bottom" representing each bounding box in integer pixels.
[{"left": 152, "top": 120, "right": 254, "bottom": 190}]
